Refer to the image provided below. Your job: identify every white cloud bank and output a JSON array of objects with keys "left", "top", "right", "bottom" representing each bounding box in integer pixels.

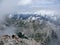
[
  {"left": 34, "top": 10, "right": 56, "bottom": 16},
  {"left": 18, "top": 0, "right": 32, "bottom": 6}
]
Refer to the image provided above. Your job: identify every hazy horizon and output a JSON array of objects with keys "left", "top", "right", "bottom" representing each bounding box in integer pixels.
[{"left": 0, "top": 0, "right": 60, "bottom": 15}]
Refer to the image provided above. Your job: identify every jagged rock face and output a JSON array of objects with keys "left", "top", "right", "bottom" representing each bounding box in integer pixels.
[
  {"left": 0, "top": 14, "right": 59, "bottom": 45},
  {"left": 0, "top": 35, "right": 41, "bottom": 45}
]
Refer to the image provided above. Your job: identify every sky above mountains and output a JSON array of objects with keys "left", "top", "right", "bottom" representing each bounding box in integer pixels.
[{"left": 0, "top": 0, "right": 60, "bottom": 15}]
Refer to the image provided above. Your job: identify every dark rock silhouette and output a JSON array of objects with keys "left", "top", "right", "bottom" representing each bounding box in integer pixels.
[{"left": 17, "top": 32, "right": 28, "bottom": 39}]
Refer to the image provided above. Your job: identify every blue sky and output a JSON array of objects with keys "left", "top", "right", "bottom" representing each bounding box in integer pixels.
[{"left": 0, "top": 0, "right": 60, "bottom": 15}]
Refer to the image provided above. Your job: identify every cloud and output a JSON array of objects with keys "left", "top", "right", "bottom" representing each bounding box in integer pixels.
[
  {"left": 34, "top": 10, "right": 56, "bottom": 16},
  {"left": 34, "top": 0, "right": 53, "bottom": 4},
  {"left": 0, "top": 0, "right": 18, "bottom": 23},
  {"left": 18, "top": 0, "right": 32, "bottom": 6},
  {"left": 0, "top": 0, "right": 60, "bottom": 17}
]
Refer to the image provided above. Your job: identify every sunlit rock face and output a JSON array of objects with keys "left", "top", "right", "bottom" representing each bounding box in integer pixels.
[{"left": 0, "top": 35, "right": 41, "bottom": 45}]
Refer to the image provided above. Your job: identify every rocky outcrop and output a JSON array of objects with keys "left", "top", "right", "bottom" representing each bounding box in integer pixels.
[{"left": 0, "top": 35, "right": 41, "bottom": 45}]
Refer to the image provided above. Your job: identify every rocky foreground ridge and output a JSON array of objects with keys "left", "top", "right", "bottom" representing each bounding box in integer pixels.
[{"left": 0, "top": 35, "right": 41, "bottom": 45}]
